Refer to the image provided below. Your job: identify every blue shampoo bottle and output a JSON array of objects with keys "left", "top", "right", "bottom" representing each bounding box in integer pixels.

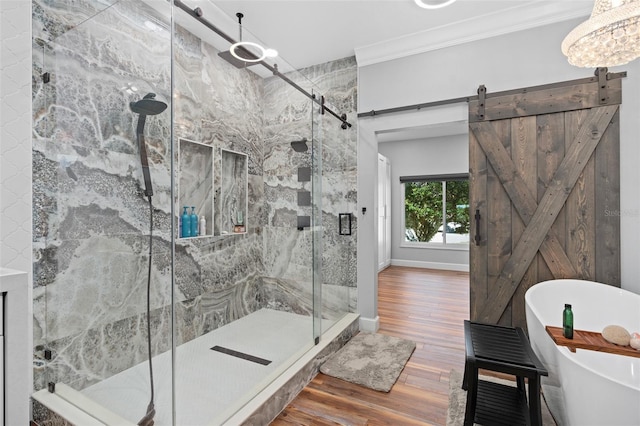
[
  {"left": 191, "top": 206, "right": 198, "bottom": 237},
  {"left": 182, "top": 206, "right": 191, "bottom": 238}
]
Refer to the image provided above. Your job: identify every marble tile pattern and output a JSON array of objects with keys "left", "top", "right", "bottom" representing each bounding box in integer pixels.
[
  {"left": 171, "top": 22, "right": 268, "bottom": 354},
  {"left": 32, "top": 0, "right": 121, "bottom": 43},
  {"left": 262, "top": 57, "right": 358, "bottom": 315},
  {"left": 220, "top": 150, "right": 248, "bottom": 234},
  {"left": 31, "top": 0, "right": 358, "bottom": 415},
  {"left": 32, "top": 399, "right": 74, "bottom": 426},
  {"left": 178, "top": 138, "right": 213, "bottom": 236},
  {"left": 32, "top": 0, "right": 175, "bottom": 392}
]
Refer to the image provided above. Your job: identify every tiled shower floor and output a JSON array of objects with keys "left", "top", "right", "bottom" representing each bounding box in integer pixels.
[{"left": 81, "top": 309, "right": 327, "bottom": 425}]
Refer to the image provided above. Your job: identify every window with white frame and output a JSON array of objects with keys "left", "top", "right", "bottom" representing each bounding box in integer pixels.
[{"left": 401, "top": 174, "right": 470, "bottom": 245}]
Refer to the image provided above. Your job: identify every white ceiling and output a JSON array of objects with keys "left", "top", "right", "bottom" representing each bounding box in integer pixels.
[{"left": 209, "top": 0, "right": 593, "bottom": 70}]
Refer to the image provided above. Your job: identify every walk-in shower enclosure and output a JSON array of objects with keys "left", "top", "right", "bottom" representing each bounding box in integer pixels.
[{"left": 31, "top": 0, "right": 357, "bottom": 424}]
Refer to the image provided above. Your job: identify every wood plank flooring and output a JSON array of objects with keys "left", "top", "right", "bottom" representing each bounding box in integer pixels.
[{"left": 272, "top": 266, "right": 470, "bottom": 425}]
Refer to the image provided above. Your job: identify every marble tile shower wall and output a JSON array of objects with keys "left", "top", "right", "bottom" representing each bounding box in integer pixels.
[
  {"left": 32, "top": 0, "right": 174, "bottom": 391},
  {"left": 171, "top": 24, "right": 265, "bottom": 345},
  {"left": 262, "top": 57, "right": 358, "bottom": 319},
  {"left": 302, "top": 58, "right": 358, "bottom": 318},
  {"left": 31, "top": 0, "right": 357, "bottom": 393}
]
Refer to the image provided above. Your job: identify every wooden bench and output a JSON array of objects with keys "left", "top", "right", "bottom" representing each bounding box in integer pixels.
[{"left": 463, "top": 321, "right": 548, "bottom": 426}]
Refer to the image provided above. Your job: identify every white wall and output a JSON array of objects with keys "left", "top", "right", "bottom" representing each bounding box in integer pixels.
[
  {"left": 0, "top": 1, "right": 33, "bottom": 422},
  {"left": 357, "top": 113, "right": 379, "bottom": 332},
  {"left": 1, "top": 0, "right": 32, "bottom": 275},
  {"left": 357, "top": 17, "right": 640, "bottom": 295},
  {"left": 359, "top": 17, "right": 592, "bottom": 113},
  {"left": 357, "top": 102, "right": 467, "bottom": 333},
  {"left": 378, "top": 135, "right": 469, "bottom": 270}
]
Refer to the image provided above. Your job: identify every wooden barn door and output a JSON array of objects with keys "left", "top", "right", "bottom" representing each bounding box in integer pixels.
[{"left": 469, "top": 71, "right": 623, "bottom": 329}]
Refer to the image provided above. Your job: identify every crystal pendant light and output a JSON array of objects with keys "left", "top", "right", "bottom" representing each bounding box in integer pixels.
[{"left": 562, "top": 0, "right": 640, "bottom": 67}]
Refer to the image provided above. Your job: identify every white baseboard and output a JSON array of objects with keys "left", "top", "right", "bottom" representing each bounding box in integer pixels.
[
  {"left": 359, "top": 315, "right": 380, "bottom": 333},
  {"left": 391, "top": 259, "right": 469, "bottom": 272},
  {"left": 377, "top": 261, "right": 391, "bottom": 272}
]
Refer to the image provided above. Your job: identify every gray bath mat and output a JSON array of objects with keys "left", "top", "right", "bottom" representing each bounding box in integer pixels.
[{"left": 320, "top": 332, "right": 416, "bottom": 392}]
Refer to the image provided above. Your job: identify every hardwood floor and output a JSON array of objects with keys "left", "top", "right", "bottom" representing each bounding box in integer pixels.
[{"left": 272, "top": 266, "right": 470, "bottom": 425}]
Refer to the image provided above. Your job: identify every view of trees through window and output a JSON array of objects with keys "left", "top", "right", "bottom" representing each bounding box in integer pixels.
[{"left": 404, "top": 180, "right": 470, "bottom": 244}]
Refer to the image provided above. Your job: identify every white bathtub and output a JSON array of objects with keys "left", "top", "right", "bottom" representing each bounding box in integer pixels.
[{"left": 525, "top": 279, "right": 640, "bottom": 426}]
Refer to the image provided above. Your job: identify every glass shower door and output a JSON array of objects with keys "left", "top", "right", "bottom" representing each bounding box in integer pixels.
[
  {"left": 171, "top": 2, "right": 318, "bottom": 423},
  {"left": 314, "top": 94, "right": 356, "bottom": 335}
]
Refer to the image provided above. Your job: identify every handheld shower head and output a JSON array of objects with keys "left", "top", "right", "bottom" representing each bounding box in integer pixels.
[
  {"left": 130, "top": 92, "right": 167, "bottom": 426},
  {"left": 130, "top": 93, "right": 167, "bottom": 198},
  {"left": 130, "top": 93, "right": 167, "bottom": 116}
]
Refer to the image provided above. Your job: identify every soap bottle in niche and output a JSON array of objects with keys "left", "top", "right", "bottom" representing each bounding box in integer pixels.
[
  {"left": 563, "top": 303, "right": 573, "bottom": 339},
  {"left": 182, "top": 206, "right": 191, "bottom": 238},
  {"left": 234, "top": 211, "right": 245, "bottom": 233},
  {"left": 199, "top": 215, "right": 207, "bottom": 236},
  {"left": 190, "top": 206, "right": 198, "bottom": 237}
]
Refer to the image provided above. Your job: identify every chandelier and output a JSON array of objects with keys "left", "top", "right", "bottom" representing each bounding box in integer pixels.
[{"left": 562, "top": 0, "right": 640, "bottom": 67}]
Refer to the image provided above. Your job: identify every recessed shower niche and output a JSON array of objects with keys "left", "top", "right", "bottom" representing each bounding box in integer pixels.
[
  {"left": 178, "top": 138, "right": 214, "bottom": 238},
  {"left": 219, "top": 149, "right": 248, "bottom": 235}
]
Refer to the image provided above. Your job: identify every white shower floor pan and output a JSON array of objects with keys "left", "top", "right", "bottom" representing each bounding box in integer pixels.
[{"left": 33, "top": 309, "right": 354, "bottom": 426}]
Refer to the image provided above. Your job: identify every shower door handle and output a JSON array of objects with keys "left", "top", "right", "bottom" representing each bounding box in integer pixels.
[{"left": 474, "top": 209, "right": 481, "bottom": 246}]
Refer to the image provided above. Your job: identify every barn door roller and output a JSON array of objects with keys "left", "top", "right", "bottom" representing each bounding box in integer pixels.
[
  {"left": 596, "top": 67, "right": 609, "bottom": 105},
  {"left": 477, "top": 85, "right": 486, "bottom": 121}
]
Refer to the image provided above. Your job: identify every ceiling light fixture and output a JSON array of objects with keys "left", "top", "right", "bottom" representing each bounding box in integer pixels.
[
  {"left": 414, "top": 0, "right": 457, "bottom": 10},
  {"left": 562, "top": 0, "right": 640, "bottom": 67},
  {"left": 229, "top": 12, "right": 278, "bottom": 63}
]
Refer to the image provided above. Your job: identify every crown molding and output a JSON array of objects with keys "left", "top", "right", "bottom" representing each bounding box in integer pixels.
[{"left": 355, "top": 1, "right": 593, "bottom": 67}]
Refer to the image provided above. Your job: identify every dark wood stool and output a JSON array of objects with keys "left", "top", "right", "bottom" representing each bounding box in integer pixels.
[{"left": 463, "top": 320, "right": 548, "bottom": 426}]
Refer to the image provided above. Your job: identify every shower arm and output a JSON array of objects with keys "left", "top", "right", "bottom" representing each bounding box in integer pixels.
[
  {"left": 135, "top": 115, "right": 154, "bottom": 198},
  {"left": 174, "top": 0, "right": 352, "bottom": 129}
]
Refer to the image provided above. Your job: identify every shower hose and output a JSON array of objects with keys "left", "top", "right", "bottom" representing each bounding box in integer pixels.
[{"left": 138, "top": 195, "right": 155, "bottom": 426}]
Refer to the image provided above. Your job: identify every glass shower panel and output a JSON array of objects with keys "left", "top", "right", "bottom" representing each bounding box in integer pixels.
[
  {"left": 32, "top": 0, "right": 173, "bottom": 423},
  {"left": 32, "top": 34, "right": 48, "bottom": 398},
  {"left": 317, "top": 96, "right": 356, "bottom": 333},
  {"left": 171, "top": 2, "right": 317, "bottom": 423},
  {"left": 32, "top": 1, "right": 355, "bottom": 424}
]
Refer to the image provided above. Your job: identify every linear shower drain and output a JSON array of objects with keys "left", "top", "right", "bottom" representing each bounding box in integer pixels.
[{"left": 210, "top": 345, "right": 272, "bottom": 365}]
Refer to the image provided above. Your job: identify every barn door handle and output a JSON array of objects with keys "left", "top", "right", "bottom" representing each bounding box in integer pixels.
[{"left": 474, "top": 209, "right": 481, "bottom": 246}]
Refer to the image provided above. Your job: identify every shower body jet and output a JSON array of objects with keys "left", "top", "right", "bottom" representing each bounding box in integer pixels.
[{"left": 291, "top": 138, "right": 308, "bottom": 152}]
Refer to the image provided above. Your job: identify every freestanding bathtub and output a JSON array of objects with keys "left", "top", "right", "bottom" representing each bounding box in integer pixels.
[{"left": 525, "top": 279, "right": 640, "bottom": 426}]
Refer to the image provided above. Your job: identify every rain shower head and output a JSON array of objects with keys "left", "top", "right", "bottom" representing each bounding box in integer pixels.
[
  {"left": 217, "top": 48, "right": 260, "bottom": 69},
  {"left": 291, "top": 138, "right": 308, "bottom": 152},
  {"left": 130, "top": 93, "right": 167, "bottom": 116}
]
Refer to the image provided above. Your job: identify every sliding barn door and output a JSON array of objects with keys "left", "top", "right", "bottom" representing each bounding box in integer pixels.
[{"left": 469, "top": 72, "right": 622, "bottom": 329}]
